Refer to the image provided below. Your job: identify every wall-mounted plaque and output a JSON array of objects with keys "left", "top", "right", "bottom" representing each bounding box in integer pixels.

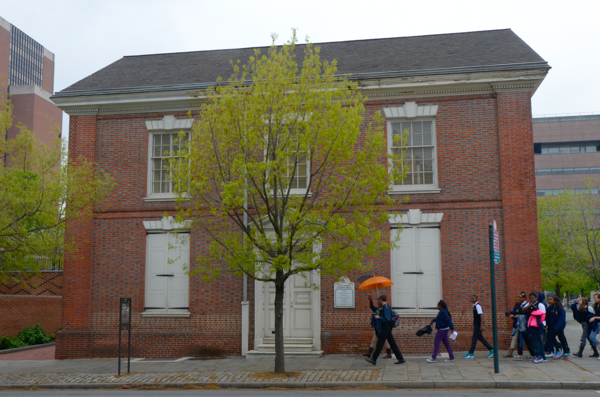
[{"left": 334, "top": 280, "right": 355, "bottom": 308}]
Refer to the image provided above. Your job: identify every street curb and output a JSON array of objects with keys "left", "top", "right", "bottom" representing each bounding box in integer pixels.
[
  {"left": 0, "top": 342, "right": 55, "bottom": 355},
  {"left": 2, "top": 380, "right": 600, "bottom": 390}
]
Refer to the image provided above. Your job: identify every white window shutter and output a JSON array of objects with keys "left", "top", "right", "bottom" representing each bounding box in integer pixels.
[
  {"left": 167, "top": 233, "right": 190, "bottom": 309},
  {"left": 391, "top": 227, "right": 417, "bottom": 310},
  {"left": 416, "top": 228, "right": 442, "bottom": 310},
  {"left": 145, "top": 234, "right": 168, "bottom": 309}
]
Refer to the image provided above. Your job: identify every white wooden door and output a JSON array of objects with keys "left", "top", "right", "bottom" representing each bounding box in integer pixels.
[
  {"left": 416, "top": 227, "right": 442, "bottom": 310},
  {"left": 391, "top": 226, "right": 442, "bottom": 313},
  {"left": 145, "top": 233, "right": 190, "bottom": 310},
  {"left": 264, "top": 271, "right": 314, "bottom": 338}
]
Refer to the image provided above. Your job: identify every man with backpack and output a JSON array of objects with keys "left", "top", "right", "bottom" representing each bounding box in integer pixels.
[{"left": 365, "top": 295, "right": 405, "bottom": 365}]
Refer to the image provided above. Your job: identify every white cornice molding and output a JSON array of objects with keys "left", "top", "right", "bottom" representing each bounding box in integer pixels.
[
  {"left": 389, "top": 209, "right": 444, "bottom": 226},
  {"left": 383, "top": 102, "right": 438, "bottom": 119},
  {"left": 52, "top": 69, "right": 549, "bottom": 116},
  {"left": 145, "top": 115, "right": 193, "bottom": 131}
]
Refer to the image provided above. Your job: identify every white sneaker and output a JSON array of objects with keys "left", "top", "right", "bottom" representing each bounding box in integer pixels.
[
  {"left": 426, "top": 358, "right": 437, "bottom": 363},
  {"left": 445, "top": 358, "right": 455, "bottom": 362}
]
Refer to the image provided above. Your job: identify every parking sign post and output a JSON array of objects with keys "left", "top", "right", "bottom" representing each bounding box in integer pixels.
[{"left": 489, "top": 222, "right": 500, "bottom": 374}]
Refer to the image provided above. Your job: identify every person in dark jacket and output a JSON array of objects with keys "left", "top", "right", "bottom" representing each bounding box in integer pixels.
[
  {"left": 571, "top": 296, "right": 598, "bottom": 358},
  {"left": 365, "top": 295, "right": 405, "bottom": 366},
  {"left": 544, "top": 296, "right": 562, "bottom": 356},
  {"left": 364, "top": 295, "right": 391, "bottom": 359},
  {"left": 463, "top": 295, "right": 494, "bottom": 359},
  {"left": 427, "top": 300, "right": 455, "bottom": 363},
  {"left": 546, "top": 294, "right": 569, "bottom": 359}
]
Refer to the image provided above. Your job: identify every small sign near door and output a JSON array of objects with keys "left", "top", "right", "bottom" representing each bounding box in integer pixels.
[{"left": 334, "top": 280, "right": 355, "bottom": 308}]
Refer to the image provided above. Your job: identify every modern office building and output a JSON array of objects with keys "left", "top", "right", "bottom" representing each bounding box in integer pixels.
[
  {"left": 0, "top": 15, "right": 62, "bottom": 152},
  {"left": 533, "top": 114, "right": 600, "bottom": 196}
]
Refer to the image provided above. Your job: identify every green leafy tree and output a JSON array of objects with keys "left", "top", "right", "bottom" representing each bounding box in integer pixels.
[
  {"left": 0, "top": 92, "right": 114, "bottom": 279},
  {"left": 172, "top": 32, "right": 404, "bottom": 373},
  {"left": 537, "top": 181, "right": 600, "bottom": 297}
]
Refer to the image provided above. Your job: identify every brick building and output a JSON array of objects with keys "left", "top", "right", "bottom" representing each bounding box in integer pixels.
[
  {"left": 0, "top": 15, "right": 63, "bottom": 337},
  {"left": 51, "top": 29, "right": 548, "bottom": 359}
]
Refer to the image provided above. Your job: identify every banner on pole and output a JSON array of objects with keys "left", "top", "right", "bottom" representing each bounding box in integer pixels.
[{"left": 492, "top": 220, "right": 500, "bottom": 264}]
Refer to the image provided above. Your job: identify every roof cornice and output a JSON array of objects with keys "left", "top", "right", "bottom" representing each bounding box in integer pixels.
[
  {"left": 51, "top": 67, "right": 550, "bottom": 116},
  {"left": 52, "top": 61, "right": 549, "bottom": 99}
]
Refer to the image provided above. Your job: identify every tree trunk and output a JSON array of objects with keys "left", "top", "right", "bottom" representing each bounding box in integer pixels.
[
  {"left": 555, "top": 283, "right": 562, "bottom": 300},
  {"left": 274, "top": 270, "right": 285, "bottom": 373}
]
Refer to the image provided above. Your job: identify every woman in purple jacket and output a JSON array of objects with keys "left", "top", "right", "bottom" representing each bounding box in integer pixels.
[{"left": 427, "top": 300, "right": 455, "bottom": 363}]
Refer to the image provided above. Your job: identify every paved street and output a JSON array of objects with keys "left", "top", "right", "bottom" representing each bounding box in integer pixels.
[{"left": 0, "top": 390, "right": 598, "bottom": 397}]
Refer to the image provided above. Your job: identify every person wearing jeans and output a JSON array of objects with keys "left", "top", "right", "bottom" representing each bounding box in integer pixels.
[
  {"left": 526, "top": 292, "right": 546, "bottom": 364},
  {"left": 427, "top": 300, "right": 455, "bottom": 363},
  {"left": 571, "top": 296, "right": 598, "bottom": 358},
  {"left": 588, "top": 294, "right": 600, "bottom": 353}
]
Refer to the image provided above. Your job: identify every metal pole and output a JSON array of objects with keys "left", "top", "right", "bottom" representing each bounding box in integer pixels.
[
  {"left": 488, "top": 224, "right": 499, "bottom": 374},
  {"left": 127, "top": 326, "right": 131, "bottom": 374},
  {"left": 118, "top": 306, "right": 122, "bottom": 376}
]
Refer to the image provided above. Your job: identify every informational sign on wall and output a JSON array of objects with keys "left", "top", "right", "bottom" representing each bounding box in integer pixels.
[{"left": 334, "top": 280, "right": 355, "bottom": 308}]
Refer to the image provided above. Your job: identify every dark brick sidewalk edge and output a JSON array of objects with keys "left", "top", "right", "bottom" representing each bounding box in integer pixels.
[
  {"left": 0, "top": 342, "right": 55, "bottom": 355},
  {"left": 2, "top": 380, "right": 600, "bottom": 390}
]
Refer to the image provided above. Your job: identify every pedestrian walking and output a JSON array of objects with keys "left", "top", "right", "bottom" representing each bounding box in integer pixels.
[
  {"left": 463, "top": 295, "right": 494, "bottom": 359},
  {"left": 588, "top": 294, "right": 600, "bottom": 352},
  {"left": 504, "top": 295, "right": 522, "bottom": 358},
  {"left": 514, "top": 292, "right": 535, "bottom": 361},
  {"left": 364, "top": 294, "right": 391, "bottom": 359},
  {"left": 571, "top": 296, "right": 599, "bottom": 358},
  {"left": 544, "top": 294, "right": 562, "bottom": 356},
  {"left": 546, "top": 294, "right": 569, "bottom": 359},
  {"left": 365, "top": 295, "right": 405, "bottom": 366},
  {"left": 526, "top": 292, "right": 547, "bottom": 363},
  {"left": 426, "top": 300, "right": 455, "bottom": 363}
]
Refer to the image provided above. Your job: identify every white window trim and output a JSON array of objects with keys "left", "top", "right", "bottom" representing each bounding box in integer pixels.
[
  {"left": 141, "top": 216, "right": 192, "bottom": 318},
  {"left": 384, "top": 102, "right": 441, "bottom": 195},
  {"left": 389, "top": 209, "right": 443, "bottom": 317},
  {"left": 144, "top": 115, "right": 193, "bottom": 202}
]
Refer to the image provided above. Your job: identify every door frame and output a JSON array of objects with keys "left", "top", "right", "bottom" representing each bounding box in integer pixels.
[{"left": 254, "top": 270, "right": 321, "bottom": 349}]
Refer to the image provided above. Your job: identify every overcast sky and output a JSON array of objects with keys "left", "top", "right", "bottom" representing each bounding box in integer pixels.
[{"left": 1, "top": 0, "right": 599, "bottom": 139}]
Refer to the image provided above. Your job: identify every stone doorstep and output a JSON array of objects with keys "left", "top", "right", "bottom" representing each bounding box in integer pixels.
[
  {"left": 3, "top": 380, "right": 600, "bottom": 390},
  {"left": 0, "top": 342, "right": 55, "bottom": 355}
]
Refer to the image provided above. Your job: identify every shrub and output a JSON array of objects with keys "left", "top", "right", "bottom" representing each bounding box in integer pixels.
[{"left": 0, "top": 324, "right": 55, "bottom": 350}]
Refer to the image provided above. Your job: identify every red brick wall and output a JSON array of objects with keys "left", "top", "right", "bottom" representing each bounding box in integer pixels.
[
  {"left": 0, "top": 272, "right": 62, "bottom": 295},
  {"left": 58, "top": 90, "right": 539, "bottom": 358},
  {"left": 56, "top": 115, "right": 97, "bottom": 359},
  {"left": 497, "top": 91, "right": 541, "bottom": 301},
  {"left": 0, "top": 296, "right": 62, "bottom": 336}
]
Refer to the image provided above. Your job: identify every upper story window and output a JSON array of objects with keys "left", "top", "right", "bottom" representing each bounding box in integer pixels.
[
  {"left": 151, "top": 132, "right": 189, "bottom": 194},
  {"left": 534, "top": 141, "right": 600, "bottom": 155},
  {"left": 384, "top": 102, "right": 440, "bottom": 194},
  {"left": 145, "top": 116, "right": 193, "bottom": 201}
]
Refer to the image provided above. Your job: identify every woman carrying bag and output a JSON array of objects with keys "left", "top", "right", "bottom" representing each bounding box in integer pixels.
[{"left": 427, "top": 300, "right": 456, "bottom": 363}]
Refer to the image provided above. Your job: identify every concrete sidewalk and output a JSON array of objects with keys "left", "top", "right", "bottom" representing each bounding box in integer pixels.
[{"left": 2, "top": 352, "right": 600, "bottom": 390}]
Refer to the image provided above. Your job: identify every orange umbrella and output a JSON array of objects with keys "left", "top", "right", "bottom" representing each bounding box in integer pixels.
[{"left": 358, "top": 276, "right": 393, "bottom": 296}]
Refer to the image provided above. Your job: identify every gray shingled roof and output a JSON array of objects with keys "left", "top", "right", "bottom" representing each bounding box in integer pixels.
[{"left": 56, "top": 29, "right": 548, "bottom": 96}]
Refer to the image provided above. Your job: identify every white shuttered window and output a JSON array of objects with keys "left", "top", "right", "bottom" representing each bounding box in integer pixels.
[
  {"left": 145, "top": 232, "right": 190, "bottom": 313},
  {"left": 390, "top": 226, "right": 442, "bottom": 314}
]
